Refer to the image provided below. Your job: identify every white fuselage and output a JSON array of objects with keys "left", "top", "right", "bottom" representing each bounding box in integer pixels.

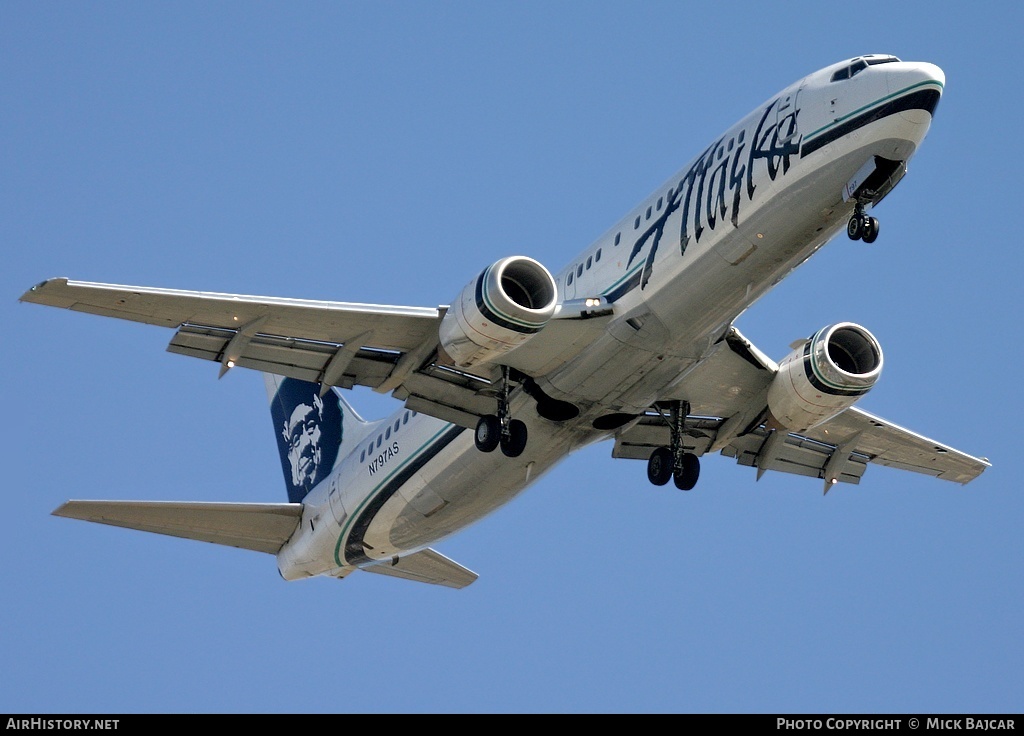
[{"left": 277, "top": 58, "right": 945, "bottom": 580}]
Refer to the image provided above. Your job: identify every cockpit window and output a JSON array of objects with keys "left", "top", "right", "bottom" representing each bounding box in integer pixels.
[
  {"left": 831, "top": 66, "right": 850, "bottom": 82},
  {"left": 866, "top": 55, "right": 900, "bottom": 66},
  {"left": 831, "top": 56, "right": 899, "bottom": 83}
]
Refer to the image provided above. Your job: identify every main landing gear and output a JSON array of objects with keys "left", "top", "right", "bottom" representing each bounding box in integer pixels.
[
  {"left": 646, "top": 401, "right": 700, "bottom": 491},
  {"left": 475, "top": 366, "right": 528, "bottom": 458},
  {"left": 847, "top": 202, "right": 879, "bottom": 244}
]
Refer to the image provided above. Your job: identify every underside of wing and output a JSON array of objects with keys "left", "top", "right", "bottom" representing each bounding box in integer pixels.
[
  {"left": 52, "top": 500, "right": 302, "bottom": 554},
  {"left": 361, "top": 548, "right": 478, "bottom": 588},
  {"left": 798, "top": 407, "right": 990, "bottom": 485},
  {"left": 21, "top": 277, "right": 497, "bottom": 424},
  {"left": 21, "top": 277, "right": 449, "bottom": 388},
  {"left": 615, "top": 414, "right": 874, "bottom": 486},
  {"left": 614, "top": 326, "right": 989, "bottom": 490},
  {"left": 20, "top": 277, "right": 619, "bottom": 432},
  {"left": 21, "top": 278, "right": 441, "bottom": 350},
  {"left": 614, "top": 408, "right": 988, "bottom": 491}
]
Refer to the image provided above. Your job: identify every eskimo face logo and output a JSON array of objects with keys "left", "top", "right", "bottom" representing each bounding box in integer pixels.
[
  {"left": 270, "top": 378, "right": 343, "bottom": 503},
  {"left": 283, "top": 393, "right": 325, "bottom": 488}
]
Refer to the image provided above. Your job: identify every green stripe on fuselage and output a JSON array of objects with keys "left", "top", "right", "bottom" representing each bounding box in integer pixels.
[
  {"left": 803, "top": 80, "right": 944, "bottom": 145},
  {"left": 600, "top": 261, "right": 644, "bottom": 297},
  {"left": 333, "top": 423, "right": 456, "bottom": 567}
]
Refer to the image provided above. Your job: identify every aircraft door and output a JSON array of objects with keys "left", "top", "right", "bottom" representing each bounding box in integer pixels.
[
  {"left": 328, "top": 476, "right": 348, "bottom": 525},
  {"left": 564, "top": 268, "right": 577, "bottom": 300},
  {"left": 775, "top": 86, "right": 802, "bottom": 145}
]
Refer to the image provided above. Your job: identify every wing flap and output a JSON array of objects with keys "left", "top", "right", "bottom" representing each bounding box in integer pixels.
[
  {"left": 800, "top": 407, "right": 989, "bottom": 484},
  {"left": 52, "top": 500, "right": 302, "bottom": 554},
  {"left": 621, "top": 323, "right": 988, "bottom": 488},
  {"left": 361, "top": 548, "right": 478, "bottom": 589},
  {"left": 617, "top": 412, "right": 984, "bottom": 487},
  {"left": 612, "top": 415, "right": 722, "bottom": 459},
  {"left": 720, "top": 427, "right": 869, "bottom": 484},
  {"left": 613, "top": 418, "right": 870, "bottom": 485},
  {"left": 167, "top": 324, "right": 400, "bottom": 389},
  {"left": 614, "top": 409, "right": 979, "bottom": 487},
  {"left": 22, "top": 278, "right": 499, "bottom": 422},
  {"left": 395, "top": 368, "right": 497, "bottom": 428}
]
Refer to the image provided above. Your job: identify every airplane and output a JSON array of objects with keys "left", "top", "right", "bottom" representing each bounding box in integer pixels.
[{"left": 21, "top": 54, "right": 990, "bottom": 588}]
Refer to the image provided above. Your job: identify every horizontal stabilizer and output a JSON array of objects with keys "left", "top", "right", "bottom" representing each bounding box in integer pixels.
[
  {"left": 53, "top": 500, "right": 302, "bottom": 554},
  {"left": 362, "top": 548, "right": 478, "bottom": 589}
]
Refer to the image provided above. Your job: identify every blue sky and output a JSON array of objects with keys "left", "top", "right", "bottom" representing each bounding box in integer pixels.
[{"left": 3, "top": 1, "right": 1022, "bottom": 714}]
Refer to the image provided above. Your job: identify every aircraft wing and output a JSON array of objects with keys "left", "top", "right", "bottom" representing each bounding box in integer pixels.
[
  {"left": 614, "top": 326, "right": 989, "bottom": 490},
  {"left": 614, "top": 409, "right": 989, "bottom": 490},
  {"left": 20, "top": 277, "right": 440, "bottom": 350},
  {"left": 52, "top": 500, "right": 302, "bottom": 554},
  {"left": 20, "top": 277, "right": 500, "bottom": 425},
  {"left": 796, "top": 407, "right": 990, "bottom": 485},
  {"left": 21, "top": 277, "right": 614, "bottom": 430}
]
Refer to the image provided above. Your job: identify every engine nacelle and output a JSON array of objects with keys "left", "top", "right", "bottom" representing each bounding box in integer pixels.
[
  {"left": 439, "top": 256, "right": 558, "bottom": 368},
  {"left": 767, "top": 322, "right": 883, "bottom": 432}
]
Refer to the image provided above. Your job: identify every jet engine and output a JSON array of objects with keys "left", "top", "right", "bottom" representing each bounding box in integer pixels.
[
  {"left": 439, "top": 256, "right": 558, "bottom": 368},
  {"left": 766, "top": 322, "right": 883, "bottom": 432}
]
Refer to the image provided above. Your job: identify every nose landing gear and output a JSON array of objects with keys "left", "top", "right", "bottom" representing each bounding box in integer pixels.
[
  {"left": 847, "top": 202, "right": 879, "bottom": 244},
  {"left": 645, "top": 401, "right": 701, "bottom": 491}
]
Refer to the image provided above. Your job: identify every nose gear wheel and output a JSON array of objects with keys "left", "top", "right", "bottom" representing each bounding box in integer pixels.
[{"left": 847, "top": 201, "right": 879, "bottom": 243}]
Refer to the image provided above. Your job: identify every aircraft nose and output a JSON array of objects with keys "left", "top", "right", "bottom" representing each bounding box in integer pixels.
[{"left": 887, "top": 61, "right": 944, "bottom": 122}]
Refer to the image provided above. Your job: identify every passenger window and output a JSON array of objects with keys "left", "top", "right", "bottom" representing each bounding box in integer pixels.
[
  {"left": 577, "top": 264, "right": 583, "bottom": 277},
  {"left": 634, "top": 216, "right": 640, "bottom": 229},
  {"left": 586, "top": 256, "right": 592, "bottom": 270},
  {"left": 567, "top": 272, "right": 574, "bottom": 286},
  {"left": 656, "top": 197, "right": 663, "bottom": 211},
  {"left": 645, "top": 206, "right": 652, "bottom": 220},
  {"left": 385, "top": 427, "right": 391, "bottom": 440},
  {"left": 403, "top": 412, "right": 409, "bottom": 424},
  {"left": 376, "top": 436, "right": 382, "bottom": 448},
  {"left": 614, "top": 233, "right": 620, "bottom": 246},
  {"left": 360, "top": 450, "right": 365, "bottom": 462},
  {"left": 394, "top": 420, "right": 400, "bottom": 432},
  {"left": 595, "top": 248, "right": 601, "bottom": 262}
]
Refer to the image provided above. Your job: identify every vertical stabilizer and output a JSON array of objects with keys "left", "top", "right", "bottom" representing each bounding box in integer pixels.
[{"left": 263, "top": 376, "right": 374, "bottom": 503}]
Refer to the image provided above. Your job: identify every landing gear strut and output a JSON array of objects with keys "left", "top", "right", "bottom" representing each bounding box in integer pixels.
[
  {"left": 847, "top": 201, "right": 879, "bottom": 244},
  {"left": 475, "top": 366, "right": 527, "bottom": 458},
  {"left": 646, "top": 400, "right": 700, "bottom": 490}
]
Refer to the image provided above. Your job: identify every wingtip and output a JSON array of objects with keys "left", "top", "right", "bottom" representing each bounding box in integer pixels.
[
  {"left": 51, "top": 501, "right": 74, "bottom": 518},
  {"left": 20, "top": 277, "right": 70, "bottom": 303}
]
